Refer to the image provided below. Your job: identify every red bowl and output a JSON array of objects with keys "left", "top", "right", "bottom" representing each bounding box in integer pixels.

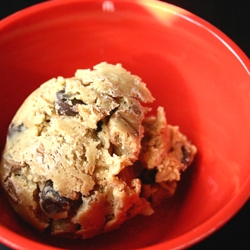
[{"left": 0, "top": 0, "right": 249, "bottom": 249}]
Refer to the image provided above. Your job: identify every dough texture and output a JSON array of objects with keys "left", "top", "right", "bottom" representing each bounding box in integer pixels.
[{"left": 0, "top": 63, "right": 196, "bottom": 238}]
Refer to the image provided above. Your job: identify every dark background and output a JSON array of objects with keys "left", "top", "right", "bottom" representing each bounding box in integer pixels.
[{"left": 0, "top": 0, "right": 249, "bottom": 249}]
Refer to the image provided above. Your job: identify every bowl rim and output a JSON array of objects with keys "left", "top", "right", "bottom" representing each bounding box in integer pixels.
[{"left": 0, "top": 0, "right": 249, "bottom": 249}]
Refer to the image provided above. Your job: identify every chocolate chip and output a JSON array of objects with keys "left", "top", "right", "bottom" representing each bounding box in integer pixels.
[
  {"left": 181, "top": 145, "right": 190, "bottom": 165},
  {"left": 140, "top": 168, "right": 157, "bottom": 184},
  {"left": 7, "top": 123, "right": 26, "bottom": 138},
  {"left": 55, "top": 90, "right": 84, "bottom": 116},
  {"left": 96, "top": 120, "right": 103, "bottom": 132},
  {"left": 40, "top": 180, "right": 72, "bottom": 215},
  {"left": 71, "top": 98, "right": 84, "bottom": 106}
]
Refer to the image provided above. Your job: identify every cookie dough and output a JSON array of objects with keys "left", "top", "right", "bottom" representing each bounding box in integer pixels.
[{"left": 0, "top": 62, "right": 196, "bottom": 239}]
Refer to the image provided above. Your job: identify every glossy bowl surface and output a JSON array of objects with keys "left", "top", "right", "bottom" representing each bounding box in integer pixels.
[{"left": 0, "top": 0, "right": 250, "bottom": 249}]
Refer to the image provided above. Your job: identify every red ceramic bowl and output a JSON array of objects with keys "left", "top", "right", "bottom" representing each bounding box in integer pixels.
[{"left": 0, "top": 0, "right": 249, "bottom": 249}]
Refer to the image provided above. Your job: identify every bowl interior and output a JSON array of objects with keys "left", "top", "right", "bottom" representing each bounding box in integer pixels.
[{"left": 0, "top": 0, "right": 250, "bottom": 249}]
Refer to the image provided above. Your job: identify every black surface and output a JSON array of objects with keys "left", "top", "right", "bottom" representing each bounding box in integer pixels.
[{"left": 0, "top": 1, "right": 249, "bottom": 249}]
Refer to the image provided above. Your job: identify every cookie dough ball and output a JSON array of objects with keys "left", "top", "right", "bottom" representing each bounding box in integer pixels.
[{"left": 0, "top": 63, "right": 196, "bottom": 239}]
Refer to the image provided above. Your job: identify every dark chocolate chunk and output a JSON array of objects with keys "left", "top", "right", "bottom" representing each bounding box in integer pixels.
[
  {"left": 71, "top": 98, "right": 84, "bottom": 106},
  {"left": 55, "top": 90, "right": 84, "bottom": 116},
  {"left": 140, "top": 168, "right": 157, "bottom": 184},
  {"left": 96, "top": 120, "right": 103, "bottom": 132},
  {"left": 7, "top": 123, "right": 26, "bottom": 138},
  {"left": 40, "top": 180, "right": 72, "bottom": 215},
  {"left": 181, "top": 145, "right": 190, "bottom": 165}
]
